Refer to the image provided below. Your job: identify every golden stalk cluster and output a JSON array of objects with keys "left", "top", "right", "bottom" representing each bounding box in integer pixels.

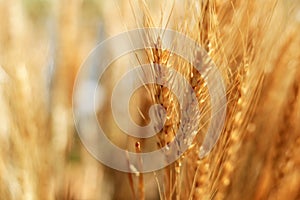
[{"left": 0, "top": 0, "right": 299, "bottom": 199}]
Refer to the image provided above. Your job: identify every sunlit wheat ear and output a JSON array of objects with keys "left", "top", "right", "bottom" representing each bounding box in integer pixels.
[{"left": 145, "top": 42, "right": 179, "bottom": 199}]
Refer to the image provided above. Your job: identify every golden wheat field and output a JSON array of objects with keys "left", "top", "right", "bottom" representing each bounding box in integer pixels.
[{"left": 0, "top": 0, "right": 300, "bottom": 199}]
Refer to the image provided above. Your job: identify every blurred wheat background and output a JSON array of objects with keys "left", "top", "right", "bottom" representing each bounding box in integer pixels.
[{"left": 0, "top": 0, "right": 300, "bottom": 199}]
